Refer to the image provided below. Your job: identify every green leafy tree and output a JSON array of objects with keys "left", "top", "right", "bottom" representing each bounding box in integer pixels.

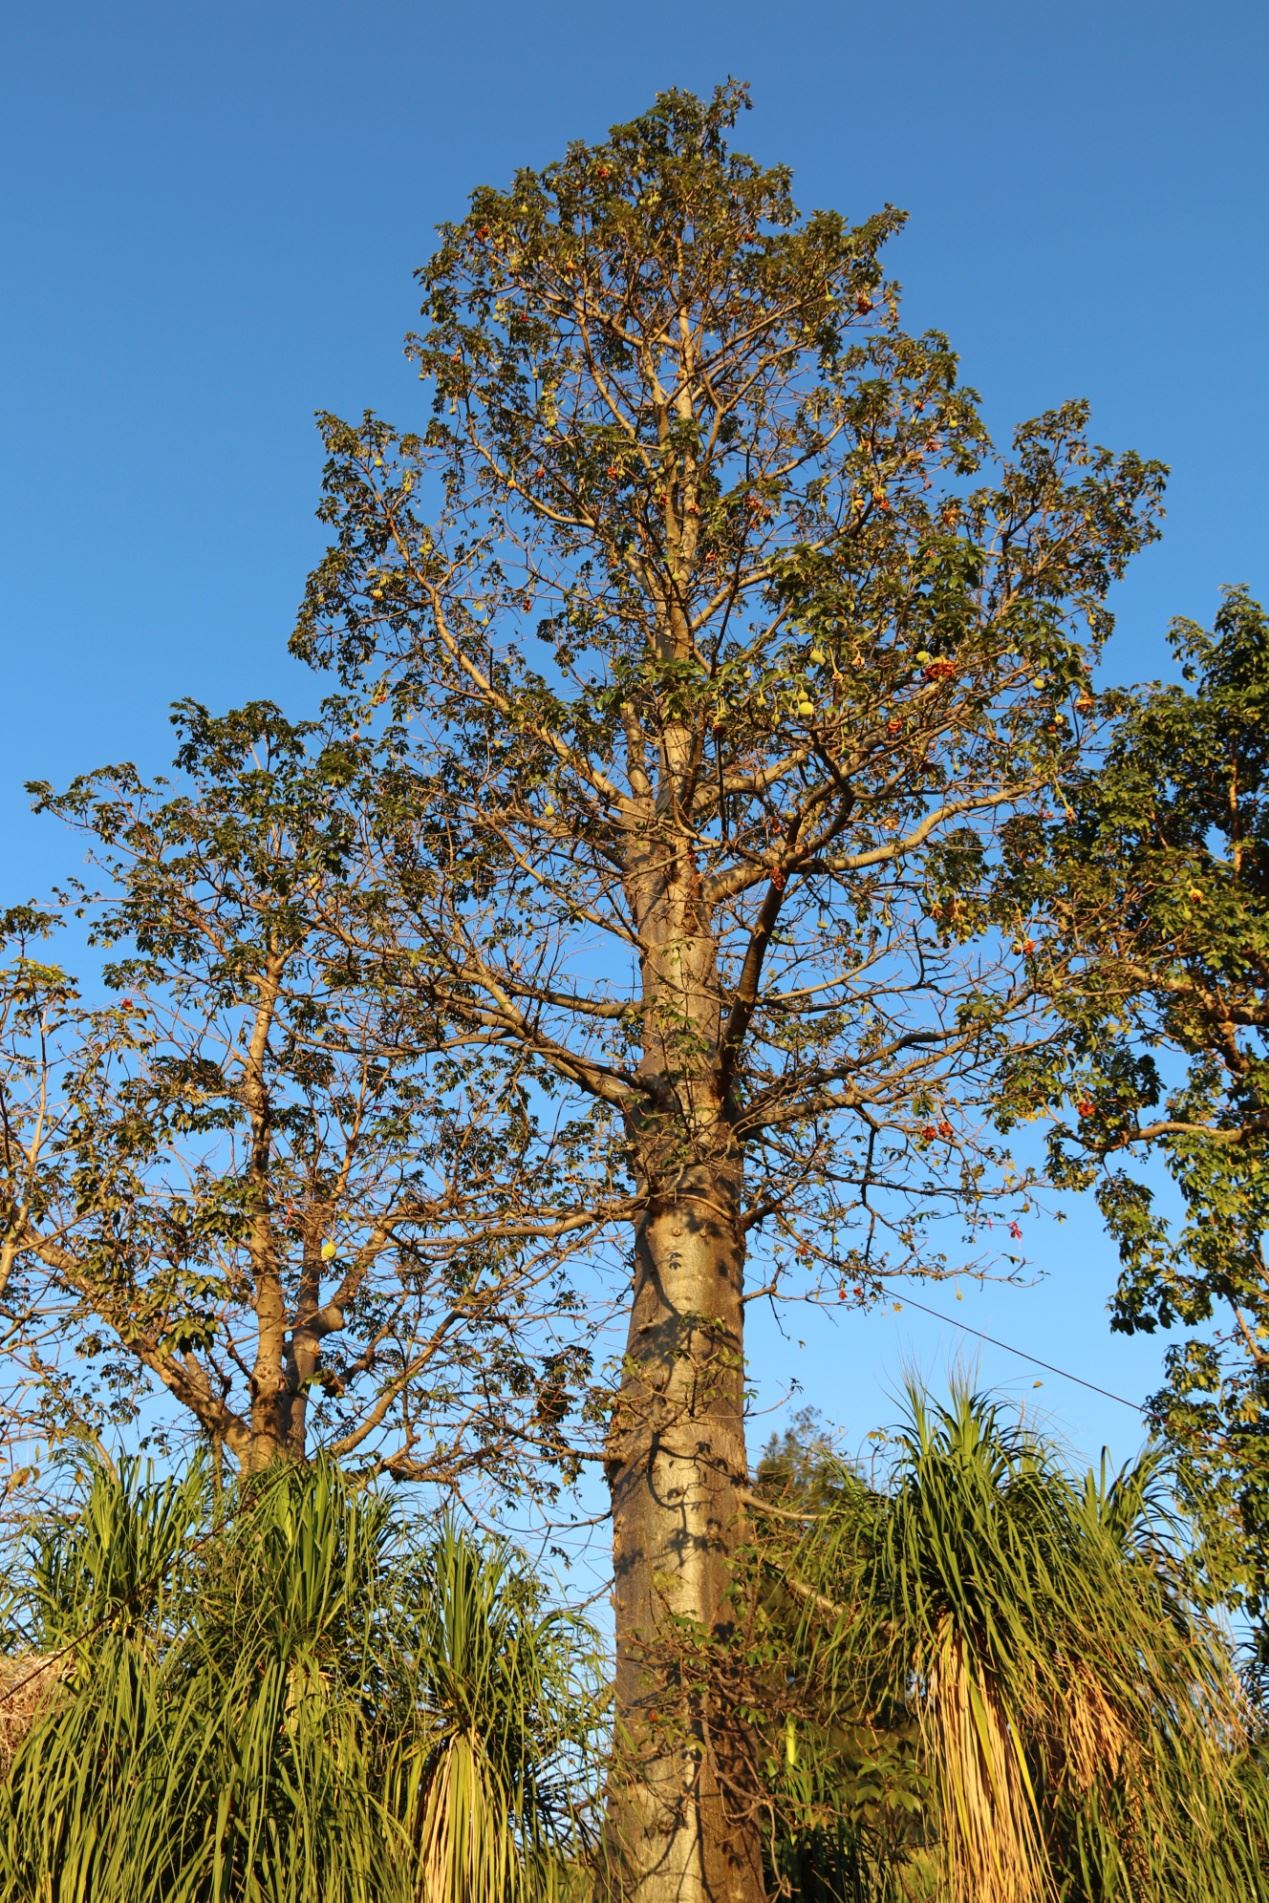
[
  {"left": 745, "top": 1416, "right": 929, "bottom": 1903},
  {"left": 998, "top": 588, "right": 1269, "bottom": 1650},
  {"left": 0, "top": 701, "right": 585, "bottom": 1487},
  {"left": 289, "top": 82, "right": 1163, "bottom": 1903}
]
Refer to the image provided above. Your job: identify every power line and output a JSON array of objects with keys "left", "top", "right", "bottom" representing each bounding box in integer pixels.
[{"left": 891, "top": 1292, "right": 1146, "bottom": 1413}]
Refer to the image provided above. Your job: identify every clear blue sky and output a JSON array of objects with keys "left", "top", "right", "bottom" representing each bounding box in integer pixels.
[{"left": 3, "top": 0, "right": 1266, "bottom": 1476}]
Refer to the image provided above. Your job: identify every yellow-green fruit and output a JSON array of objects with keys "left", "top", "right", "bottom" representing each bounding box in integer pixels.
[
  {"left": 809, "top": 646, "right": 826, "bottom": 664},
  {"left": 321, "top": 1239, "right": 337, "bottom": 1261},
  {"left": 797, "top": 699, "right": 815, "bottom": 718}
]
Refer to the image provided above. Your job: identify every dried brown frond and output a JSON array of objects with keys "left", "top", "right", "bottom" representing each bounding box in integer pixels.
[
  {"left": 0, "top": 1653, "right": 65, "bottom": 1776},
  {"left": 924, "top": 1620, "right": 1053, "bottom": 1903},
  {"left": 1056, "top": 1662, "right": 1130, "bottom": 1794}
]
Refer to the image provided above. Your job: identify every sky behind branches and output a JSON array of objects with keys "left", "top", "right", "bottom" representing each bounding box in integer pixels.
[{"left": 2, "top": 0, "right": 1266, "bottom": 1478}]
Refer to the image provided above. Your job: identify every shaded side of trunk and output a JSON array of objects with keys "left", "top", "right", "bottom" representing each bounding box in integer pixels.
[{"left": 239, "top": 942, "right": 305, "bottom": 1478}]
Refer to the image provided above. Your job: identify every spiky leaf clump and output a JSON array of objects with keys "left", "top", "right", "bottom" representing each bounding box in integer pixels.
[
  {"left": 754, "top": 1386, "right": 1269, "bottom": 1903},
  {"left": 0, "top": 1457, "right": 600, "bottom": 1903}
]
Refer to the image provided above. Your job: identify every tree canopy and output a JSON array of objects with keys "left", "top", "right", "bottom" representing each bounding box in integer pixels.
[{"left": 1000, "top": 587, "right": 1269, "bottom": 1652}]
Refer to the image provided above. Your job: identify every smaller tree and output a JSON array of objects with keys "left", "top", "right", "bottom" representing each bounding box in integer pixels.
[
  {"left": 999, "top": 589, "right": 1269, "bottom": 1645},
  {"left": 0, "top": 701, "right": 586, "bottom": 1490},
  {"left": 746, "top": 1415, "right": 928, "bottom": 1903}
]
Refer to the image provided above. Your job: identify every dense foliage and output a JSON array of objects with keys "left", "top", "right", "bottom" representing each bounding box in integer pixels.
[
  {"left": 3, "top": 1392, "right": 1264, "bottom": 1902},
  {"left": 747, "top": 1389, "right": 1269, "bottom": 1903},
  {"left": 998, "top": 589, "right": 1269, "bottom": 1649}
]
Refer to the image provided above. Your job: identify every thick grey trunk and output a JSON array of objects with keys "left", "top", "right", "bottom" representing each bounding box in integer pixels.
[
  {"left": 603, "top": 807, "right": 765, "bottom": 1903},
  {"left": 605, "top": 1160, "right": 764, "bottom": 1903}
]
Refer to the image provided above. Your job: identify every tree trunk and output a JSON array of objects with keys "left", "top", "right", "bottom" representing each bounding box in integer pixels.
[
  {"left": 605, "top": 1156, "right": 762, "bottom": 1903},
  {"left": 605, "top": 828, "right": 765, "bottom": 1903}
]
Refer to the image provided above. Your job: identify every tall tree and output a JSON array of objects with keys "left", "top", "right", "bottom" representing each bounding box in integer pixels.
[
  {"left": 0, "top": 701, "right": 585, "bottom": 1487},
  {"left": 998, "top": 588, "right": 1269, "bottom": 1652},
  {"left": 292, "top": 84, "right": 1162, "bottom": 1903}
]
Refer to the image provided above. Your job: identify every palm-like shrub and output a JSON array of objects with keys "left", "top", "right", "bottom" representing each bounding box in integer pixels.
[
  {"left": 755, "top": 1387, "right": 1269, "bottom": 1903},
  {"left": 390, "top": 1522, "right": 596, "bottom": 1903},
  {"left": 0, "top": 1456, "right": 600, "bottom": 1903}
]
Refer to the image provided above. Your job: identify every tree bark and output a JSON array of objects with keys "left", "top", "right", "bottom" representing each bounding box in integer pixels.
[
  {"left": 605, "top": 1165, "right": 762, "bottom": 1903},
  {"left": 605, "top": 839, "right": 765, "bottom": 1903}
]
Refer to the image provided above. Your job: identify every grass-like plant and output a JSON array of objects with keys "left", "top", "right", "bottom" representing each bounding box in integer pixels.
[
  {"left": 754, "top": 1386, "right": 1269, "bottom": 1903},
  {"left": 0, "top": 1455, "right": 601, "bottom": 1903}
]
